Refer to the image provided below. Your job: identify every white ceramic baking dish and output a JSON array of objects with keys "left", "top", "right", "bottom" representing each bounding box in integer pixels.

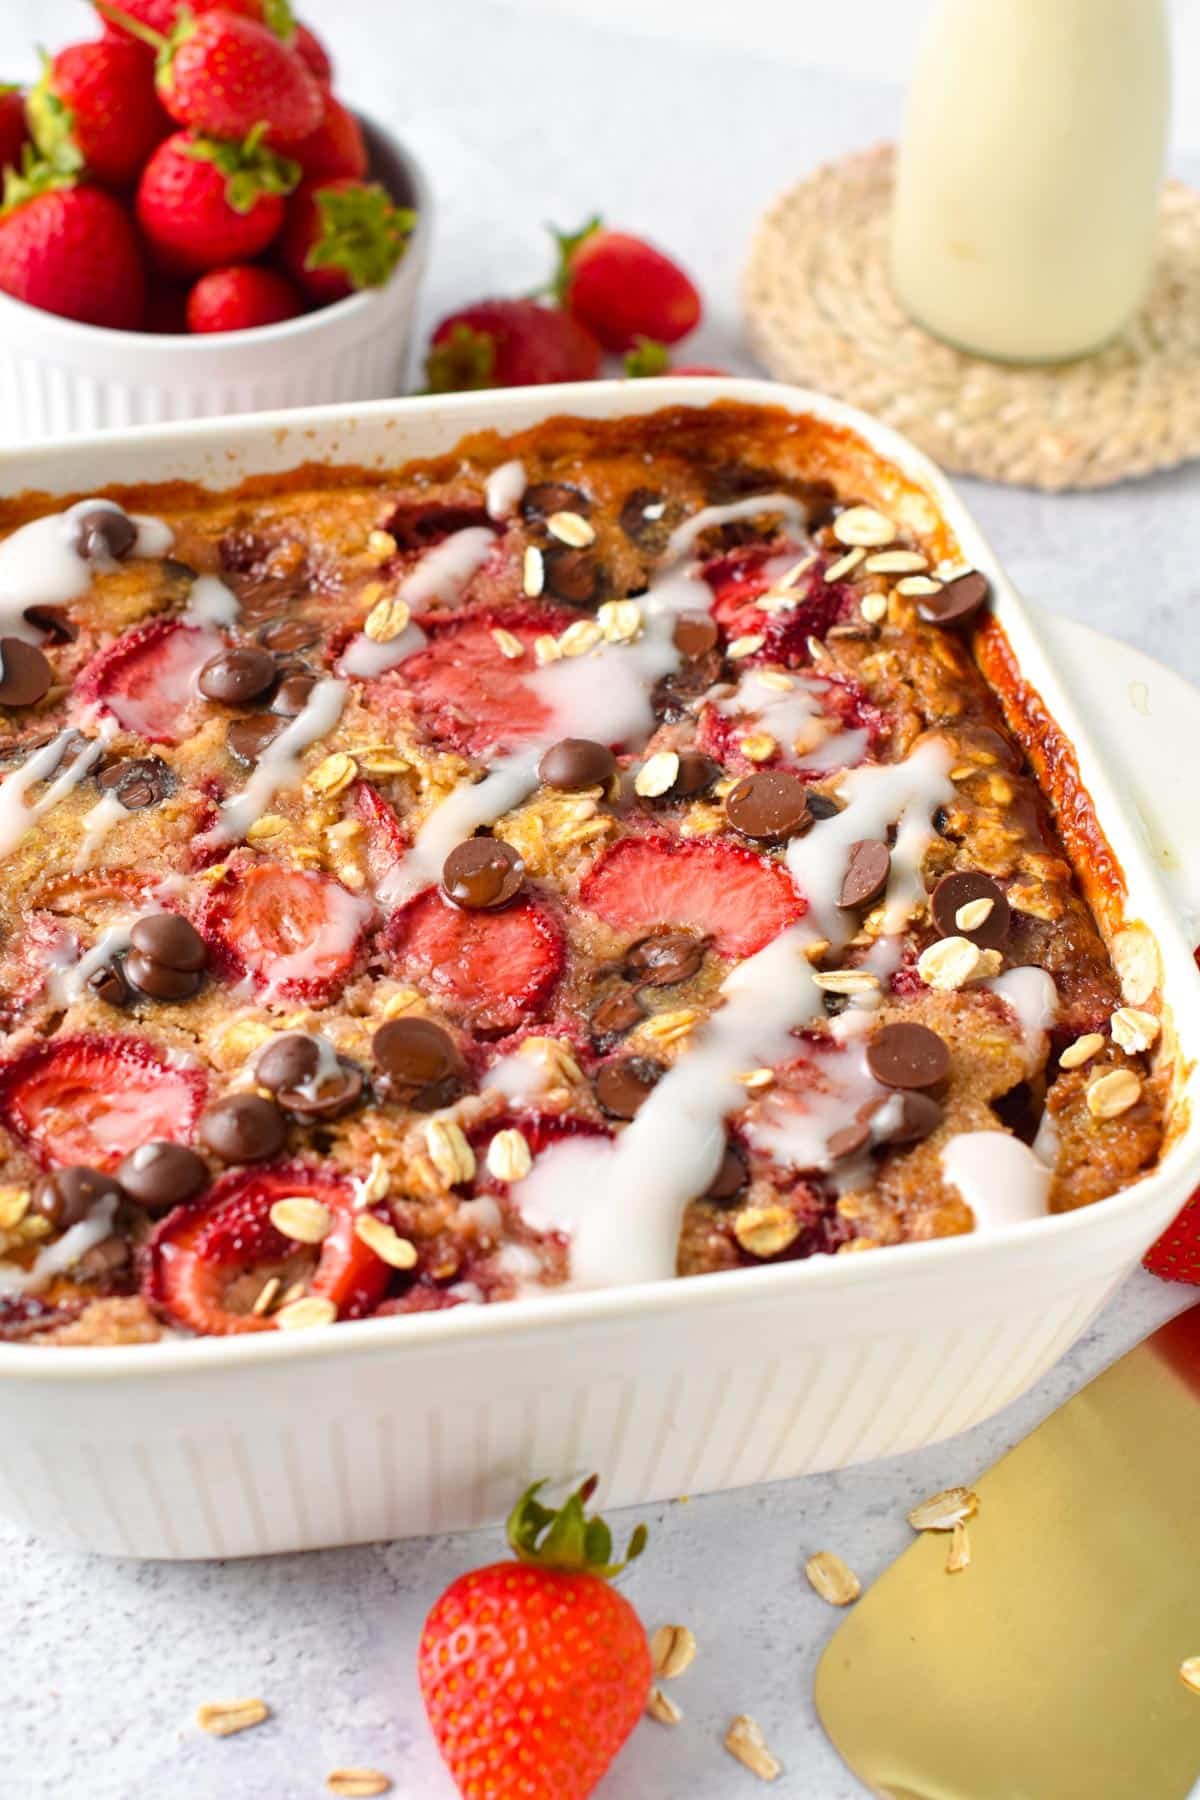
[{"left": 1, "top": 378, "right": 1197, "bottom": 1561}]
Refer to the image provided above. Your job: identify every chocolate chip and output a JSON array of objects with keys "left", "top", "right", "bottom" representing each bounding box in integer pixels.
[
  {"left": 807, "top": 792, "right": 841, "bottom": 821},
  {"left": 130, "top": 913, "right": 207, "bottom": 971},
  {"left": 652, "top": 652, "right": 723, "bottom": 721},
  {"left": 626, "top": 930, "right": 705, "bottom": 988},
  {"left": 929, "top": 870, "right": 1011, "bottom": 948},
  {"left": 0, "top": 637, "right": 52, "bottom": 707},
  {"left": 542, "top": 546, "right": 599, "bottom": 606},
  {"left": 96, "top": 755, "right": 175, "bottom": 810},
  {"left": 31, "top": 1165, "right": 122, "bottom": 1230},
  {"left": 725, "top": 770, "right": 811, "bottom": 842},
  {"left": 258, "top": 616, "right": 321, "bottom": 654},
  {"left": 673, "top": 612, "right": 719, "bottom": 659},
  {"left": 670, "top": 751, "right": 721, "bottom": 798},
  {"left": 619, "top": 487, "right": 673, "bottom": 544},
  {"left": 117, "top": 1141, "right": 208, "bottom": 1211},
  {"left": 918, "top": 570, "right": 990, "bottom": 628},
  {"left": 227, "top": 712, "right": 284, "bottom": 766},
  {"left": 866, "top": 1022, "right": 951, "bottom": 1091},
  {"left": 255, "top": 1033, "right": 366, "bottom": 1120},
  {"left": 594, "top": 1056, "right": 664, "bottom": 1119},
  {"left": 373, "top": 1017, "right": 467, "bottom": 1111},
  {"left": 591, "top": 989, "right": 644, "bottom": 1039},
  {"left": 87, "top": 961, "right": 131, "bottom": 1007},
  {"left": 74, "top": 1233, "right": 131, "bottom": 1283},
  {"left": 71, "top": 505, "right": 137, "bottom": 563},
  {"left": 22, "top": 606, "right": 77, "bottom": 644},
  {"left": 827, "top": 1119, "right": 872, "bottom": 1162},
  {"left": 125, "top": 952, "right": 204, "bottom": 1001},
  {"left": 839, "top": 839, "right": 891, "bottom": 909},
  {"left": 443, "top": 837, "right": 524, "bottom": 911},
  {"left": 861, "top": 1089, "right": 942, "bottom": 1146},
  {"left": 197, "top": 645, "right": 277, "bottom": 705},
  {"left": 538, "top": 738, "right": 616, "bottom": 791},
  {"left": 704, "top": 1139, "right": 748, "bottom": 1202},
  {"left": 199, "top": 1094, "right": 287, "bottom": 1164},
  {"left": 270, "top": 671, "right": 318, "bottom": 717},
  {"left": 162, "top": 558, "right": 197, "bottom": 584},
  {"left": 521, "top": 482, "right": 590, "bottom": 521}
]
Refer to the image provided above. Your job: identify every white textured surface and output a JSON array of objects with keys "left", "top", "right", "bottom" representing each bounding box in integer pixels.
[{"left": 3, "top": 2, "right": 1200, "bottom": 1797}]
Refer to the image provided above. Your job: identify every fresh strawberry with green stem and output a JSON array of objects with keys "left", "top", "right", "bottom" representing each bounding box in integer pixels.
[
  {"left": 0, "top": 87, "right": 31, "bottom": 178},
  {"left": 552, "top": 216, "right": 701, "bottom": 352},
  {"left": 28, "top": 39, "right": 170, "bottom": 189},
  {"left": 99, "top": 1, "right": 323, "bottom": 146},
  {"left": 99, "top": 0, "right": 333, "bottom": 79},
  {"left": 186, "top": 262, "right": 303, "bottom": 331},
  {"left": 419, "top": 1475, "right": 651, "bottom": 1800},
  {"left": 0, "top": 155, "right": 145, "bottom": 328},
  {"left": 136, "top": 126, "right": 298, "bottom": 275},
  {"left": 278, "top": 176, "right": 414, "bottom": 301},
  {"left": 426, "top": 297, "right": 601, "bottom": 392}
]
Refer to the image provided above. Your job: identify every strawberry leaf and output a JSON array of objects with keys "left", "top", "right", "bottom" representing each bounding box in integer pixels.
[
  {"left": 94, "top": 1, "right": 169, "bottom": 54},
  {"left": 424, "top": 323, "right": 496, "bottom": 394},
  {"left": 184, "top": 124, "right": 301, "bottom": 214},
  {"left": 305, "top": 182, "right": 415, "bottom": 289},
  {"left": 261, "top": 0, "right": 297, "bottom": 41},
  {"left": 26, "top": 50, "right": 85, "bottom": 181},
  {"left": 2, "top": 143, "right": 77, "bottom": 212},
  {"left": 624, "top": 337, "right": 671, "bottom": 378},
  {"left": 546, "top": 213, "right": 602, "bottom": 304},
  {"left": 506, "top": 1476, "right": 647, "bottom": 1579}
]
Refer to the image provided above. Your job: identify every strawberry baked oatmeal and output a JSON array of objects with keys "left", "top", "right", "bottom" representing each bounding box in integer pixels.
[{"left": 0, "top": 402, "right": 1169, "bottom": 1346}]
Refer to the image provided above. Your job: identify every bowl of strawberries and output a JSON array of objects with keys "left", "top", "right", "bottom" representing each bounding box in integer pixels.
[{"left": 0, "top": 1, "right": 430, "bottom": 442}]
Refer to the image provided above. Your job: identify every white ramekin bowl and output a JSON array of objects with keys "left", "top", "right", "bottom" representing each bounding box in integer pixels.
[{"left": 0, "top": 116, "right": 431, "bottom": 444}]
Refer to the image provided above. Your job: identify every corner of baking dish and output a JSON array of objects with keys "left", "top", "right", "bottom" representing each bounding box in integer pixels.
[{"left": 2, "top": 378, "right": 1199, "bottom": 1378}]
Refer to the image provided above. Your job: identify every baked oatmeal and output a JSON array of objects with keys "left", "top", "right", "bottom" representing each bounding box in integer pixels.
[{"left": 0, "top": 402, "right": 1169, "bottom": 1344}]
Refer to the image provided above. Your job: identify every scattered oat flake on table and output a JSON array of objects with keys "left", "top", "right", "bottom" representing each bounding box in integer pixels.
[
  {"left": 650, "top": 1622, "right": 697, "bottom": 1678},
  {"left": 725, "top": 1713, "right": 782, "bottom": 1781},
  {"left": 945, "top": 1520, "right": 971, "bottom": 1573},
  {"left": 195, "top": 1698, "right": 270, "bottom": 1737},
  {"left": 326, "top": 1771, "right": 392, "bottom": 1798},
  {"left": 804, "top": 1549, "right": 861, "bottom": 1605},
  {"left": 907, "top": 1485, "right": 979, "bottom": 1531},
  {"left": 1178, "top": 1657, "right": 1200, "bottom": 1695},
  {"left": 645, "top": 1686, "right": 683, "bottom": 1726}
]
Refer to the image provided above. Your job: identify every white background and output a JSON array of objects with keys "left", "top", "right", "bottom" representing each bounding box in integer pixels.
[{"left": 3, "top": 3, "right": 1200, "bottom": 1797}]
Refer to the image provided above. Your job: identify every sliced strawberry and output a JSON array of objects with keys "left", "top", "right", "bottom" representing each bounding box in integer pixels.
[
  {"left": 385, "top": 888, "right": 564, "bottom": 1035},
  {"left": 1144, "top": 1189, "right": 1200, "bottom": 1285},
  {"left": 698, "top": 669, "right": 884, "bottom": 777},
  {"left": 352, "top": 781, "right": 409, "bottom": 892},
  {"left": 202, "top": 864, "right": 372, "bottom": 1004},
  {"left": 0, "top": 911, "right": 78, "bottom": 1024},
  {"left": 145, "top": 1162, "right": 391, "bottom": 1335},
  {"left": 397, "top": 611, "right": 576, "bottom": 759},
  {"left": 580, "top": 834, "right": 805, "bottom": 959},
  {"left": 704, "top": 544, "right": 849, "bottom": 662},
  {"left": 75, "top": 619, "right": 222, "bottom": 745},
  {"left": 0, "top": 1033, "right": 206, "bottom": 1171}
]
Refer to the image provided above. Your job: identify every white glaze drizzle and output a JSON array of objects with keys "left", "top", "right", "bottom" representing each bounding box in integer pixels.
[
  {"left": 258, "top": 879, "right": 372, "bottom": 1002},
  {"left": 988, "top": 965, "right": 1058, "bottom": 1070},
  {"left": 0, "top": 1195, "right": 119, "bottom": 1298},
  {"left": 337, "top": 619, "right": 427, "bottom": 680},
  {"left": 73, "top": 792, "right": 129, "bottom": 873},
  {"left": 940, "top": 1131, "right": 1051, "bottom": 1232},
  {"left": 46, "top": 922, "right": 135, "bottom": 1007},
  {"left": 485, "top": 459, "right": 526, "bottom": 520},
  {"left": 716, "top": 668, "right": 870, "bottom": 772},
  {"left": 182, "top": 573, "right": 239, "bottom": 627},
  {"left": 0, "top": 500, "right": 172, "bottom": 645},
  {"left": 398, "top": 525, "right": 496, "bottom": 608},
  {"left": 0, "top": 729, "right": 108, "bottom": 859},
  {"left": 210, "top": 676, "right": 347, "bottom": 844}
]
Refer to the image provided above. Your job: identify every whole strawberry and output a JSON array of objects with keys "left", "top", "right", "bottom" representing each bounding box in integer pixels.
[
  {"left": 100, "top": 2, "right": 323, "bottom": 147},
  {"left": 426, "top": 298, "right": 601, "bottom": 391},
  {"left": 1145, "top": 1188, "right": 1200, "bottom": 1284},
  {"left": 0, "top": 88, "right": 30, "bottom": 177},
  {"left": 553, "top": 216, "right": 701, "bottom": 352},
  {"left": 278, "top": 176, "right": 413, "bottom": 303},
  {"left": 0, "top": 157, "right": 145, "bottom": 328},
  {"left": 186, "top": 263, "right": 303, "bottom": 332},
  {"left": 419, "top": 1477, "right": 651, "bottom": 1800},
  {"left": 136, "top": 127, "right": 298, "bottom": 275},
  {"left": 291, "top": 92, "right": 367, "bottom": 182},
  {"left": 29, "top": 39, "right": 170, "bottom": 189}
]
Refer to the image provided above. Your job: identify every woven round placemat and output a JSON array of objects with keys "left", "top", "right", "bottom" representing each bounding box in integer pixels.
[{"left": 743, "top": 143, "right": 1200, "bottom": 491}]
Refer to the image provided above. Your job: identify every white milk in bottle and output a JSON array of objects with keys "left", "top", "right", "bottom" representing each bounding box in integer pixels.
[{"left": 890, "top": 0, "right": 1170, "bottom": 361}]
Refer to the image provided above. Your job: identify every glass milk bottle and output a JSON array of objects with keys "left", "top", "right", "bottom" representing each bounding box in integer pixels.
[{"left": 890, "top": 0, "right": 1169, "bottom": 361}]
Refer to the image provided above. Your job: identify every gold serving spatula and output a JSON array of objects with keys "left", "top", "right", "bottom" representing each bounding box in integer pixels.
[{"left": 815, "top": 1302, "right": 1200, "bottom": 1800}]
